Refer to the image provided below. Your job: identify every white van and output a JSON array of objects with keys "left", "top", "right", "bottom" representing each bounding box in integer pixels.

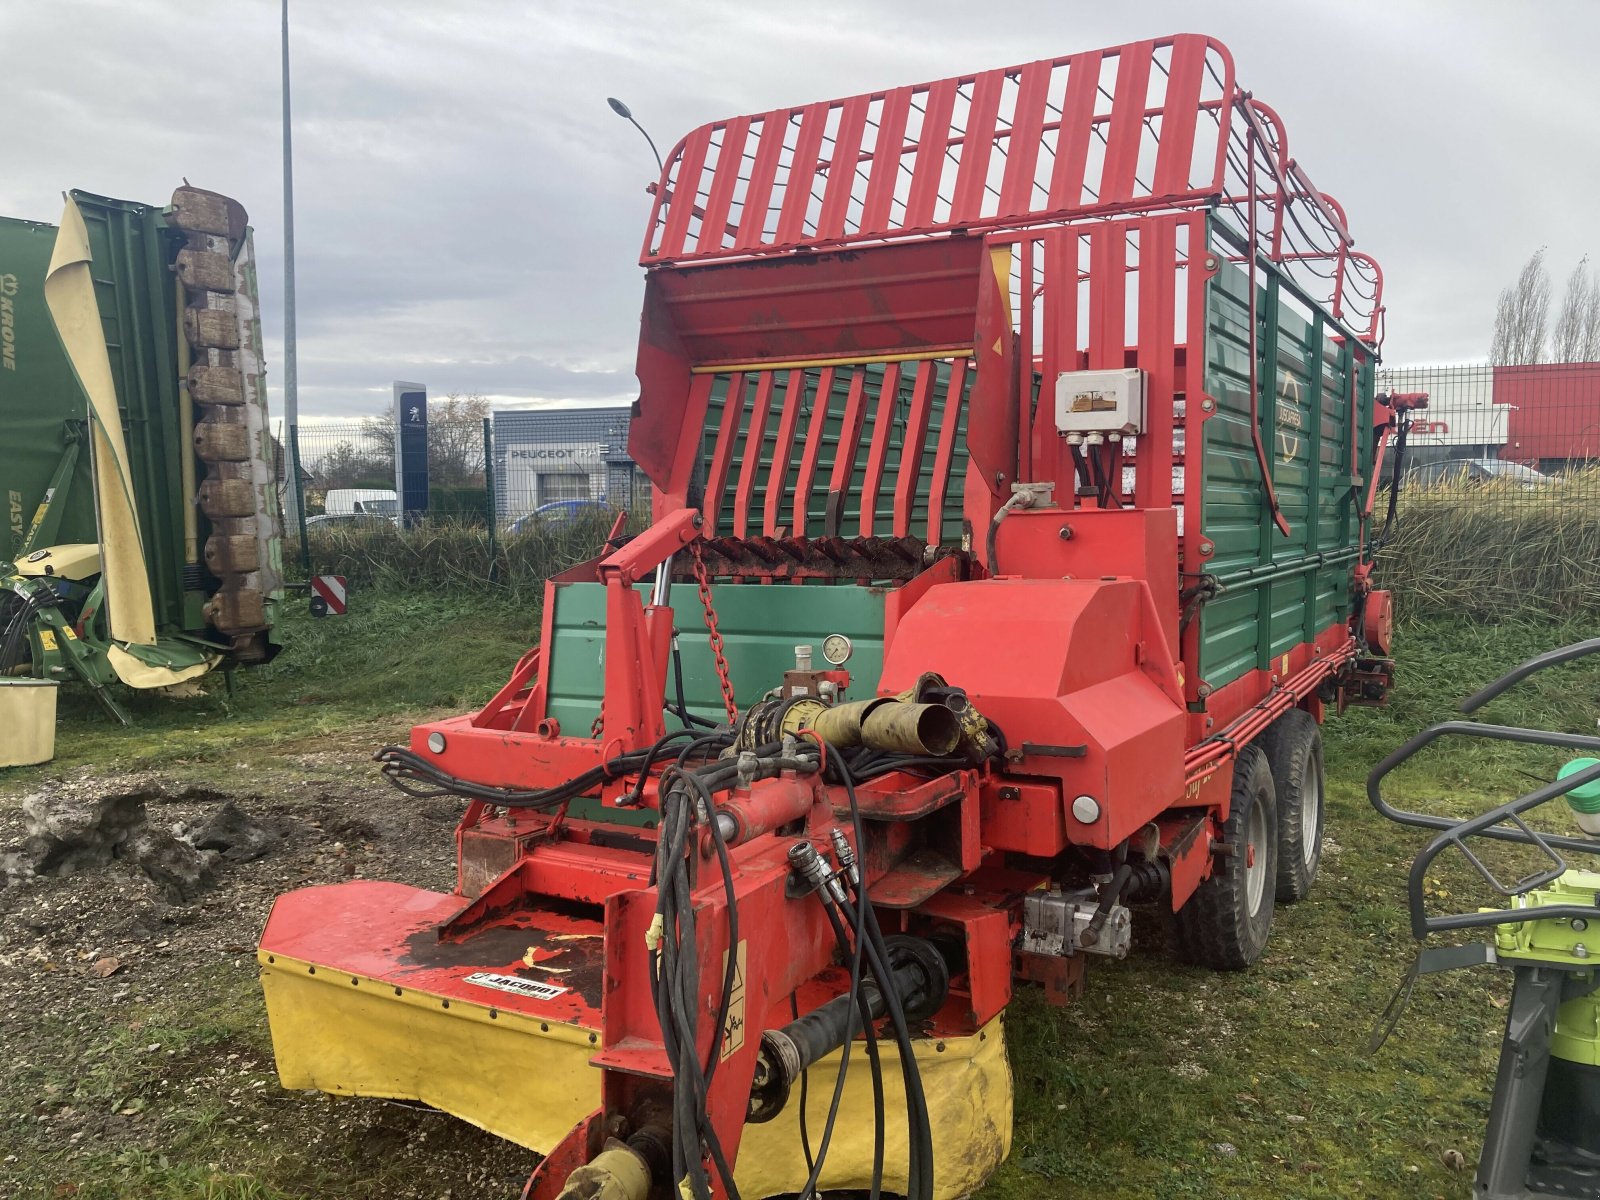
[{"left": 324, "top": 489, "right": 400, "bottom": 519}]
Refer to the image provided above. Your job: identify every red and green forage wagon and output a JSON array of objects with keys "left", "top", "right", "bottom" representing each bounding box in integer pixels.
[{"left": 259, "top": 33, "right": 1404, "bottom": 1200}]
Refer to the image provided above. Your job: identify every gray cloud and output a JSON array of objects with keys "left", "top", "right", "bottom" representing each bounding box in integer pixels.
[{"left": 8, "top": 0, "right": 1600, "bottom": 420}]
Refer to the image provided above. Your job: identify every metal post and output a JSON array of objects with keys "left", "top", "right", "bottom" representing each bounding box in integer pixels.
[
  {"left": 482, "top": 416, "right": 499, "bottom": 584},
  {"left": 289, "top": 423, "right": 311, "bottom": 577},
  {"left": 280, "top": 0, "right": 300, "bottom": 529}
]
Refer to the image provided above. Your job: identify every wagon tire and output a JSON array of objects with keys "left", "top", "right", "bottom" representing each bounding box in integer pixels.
[
  {"left": 1258, "top": 708, "right": 1324, "bottom": 903},
  {"left": 1174, "top": 744, "right": 1277, "bottom": 970}
]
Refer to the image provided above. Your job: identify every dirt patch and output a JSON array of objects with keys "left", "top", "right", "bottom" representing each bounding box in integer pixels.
[{"left": 0, "top": 747, "right": 541, "bottom": 1199}]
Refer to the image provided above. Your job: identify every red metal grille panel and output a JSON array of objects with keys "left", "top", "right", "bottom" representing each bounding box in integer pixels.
[{"left": 639, "top": 34, "right": 1383, "bottom": 344}]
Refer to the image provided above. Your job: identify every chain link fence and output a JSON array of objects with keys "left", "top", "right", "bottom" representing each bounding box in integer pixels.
[
  {"left": 1376, "top": 362, "right": 1600, "bottom": 620},
  {"left": 1379, "top": 362, "right": 1600, "bottom": 503},
  {"left": 271, "top": 373, "right": 1600, "bottom": 620},
  {"left": 275, "top": 409, "right": 652, "bottom": 590}
]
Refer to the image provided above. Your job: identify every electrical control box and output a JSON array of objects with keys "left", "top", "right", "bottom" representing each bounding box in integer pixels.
[{"left": 1054, "top": 368, "right": 1147, "bottom": 444}]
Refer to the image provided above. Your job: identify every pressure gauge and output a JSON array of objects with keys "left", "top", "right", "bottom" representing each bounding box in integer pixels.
[{"left": 821, "top": 634, "right": 853, "bottom": 666}]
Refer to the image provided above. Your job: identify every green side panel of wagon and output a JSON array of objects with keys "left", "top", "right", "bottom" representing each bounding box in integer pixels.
[
  {"left": 545, "top": 580, "right": 887, "bottom": 734},
  {"left": 1196, "top": 219, "right": 1375, "bottom": 690}
]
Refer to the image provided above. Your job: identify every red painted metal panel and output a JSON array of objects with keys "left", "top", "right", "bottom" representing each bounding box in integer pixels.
[
  {"left": 925, "top": 358, "right": 967, "bottom": 544},
  {"left": 893, "top": 361, "right": 937, "bottom": 536},
  {"left": 763, "top": 370, "right": 806, "bottom": 535},
  {"left": 905, "top": 79, "right": 957, "bottom": 229},
  {"left": 732, "top": 371, "right": 776, "bottom": 537},
  {"left": 997, "top": 60, "right": 1050, "bottom": 216},
  {"left": 659, "top": 124, "right": 712, "bottom": 259},
  {"left": 695, "top": 116, "right": 750, "bottom": 255},
  {"left": 1047, "top": 52, "right": 1100, "bottom": 210},
  {"left": 857, "top": 362, "right": 902, "bottom": 536},
  {"left": 639, "top": 236, "right": 988, "bottom": 372},
  {"left": 1017, "top": 239, "right": 1036, "bottom": 480},
  {"left": 701, "top": 373, "right": 747, "bottom": 530},
  {"left": 789, "top": 366, "right": 835, "bottom": 536},
  {"left": 627, "top": 282, "right": 694, "bottom": 488},
  {"left": 775, "top": 102, "right": 829, "bottom": 244},
  {"left": 1034, "top": 228, "right": 1079, "bottom": 477},
  {"left": 1181, "top": 213, "right": 1210, "bottom": 681},
  {"left": 824, "top": 367, "right": 870, "bottom": 536},
  {"left": 860, "top": 87, "right": 912, "bottom": 235},
  {"left": 816, "top": 97, "right": 870, "bottom": 240},
  {"left": 735, "top": 110, "right": 788, "bottom": 248},
  {"left": 1133, "top": 218, "right": 1177, "bottom": 510},
  {"left": 968, "top": 251, "right": 1019, "bottom": 498},
  {"left": 1100, "top": 41, "right": 1154, "bottom": 205},
  {"left": 660, "top": 373, "right": 714, "bottom": 506},
  {"left": 1087, "top": 225, "right": 1125, "bottom": 368},
  {"left": 1153, "top": 40, "right": 1206, "bottom": 196},
  {"left": 636, "top": 35, "right": 1376, "bottom": 347},
  {"left": 951, "top": 72, "right": 1003, "bottom": 223}
]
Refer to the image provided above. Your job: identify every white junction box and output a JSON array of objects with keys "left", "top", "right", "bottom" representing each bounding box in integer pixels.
[{"left": 1054, "top": 367, "right": 1147, "bottom": 444}]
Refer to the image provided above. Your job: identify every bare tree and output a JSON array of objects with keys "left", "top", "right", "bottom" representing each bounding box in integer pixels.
[
  {"left": 358, "top": 393, "right": 489, "bottom": 487},
  {"left": 1552, "top": 256, "right": 1600, "bottom": 363},
  {"left": 1491, "top": 248, "right": 1552, "bottom": 365},
  {"left": 427, "top": 393, "right": 491, "bottom": 486}
]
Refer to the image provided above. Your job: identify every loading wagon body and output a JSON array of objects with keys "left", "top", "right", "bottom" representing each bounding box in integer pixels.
[{"left": 259, "top": 34, "right": 1398, "bottom": 1200}]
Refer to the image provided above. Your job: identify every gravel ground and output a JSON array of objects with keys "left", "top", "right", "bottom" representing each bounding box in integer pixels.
[{"left": 0, "top": 726, "right": 542, "bottom": 1200}]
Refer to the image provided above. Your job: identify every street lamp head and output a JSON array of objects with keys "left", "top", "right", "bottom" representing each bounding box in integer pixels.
[{"left": 606, "top": 96, "right": 663, "bottom": 173}]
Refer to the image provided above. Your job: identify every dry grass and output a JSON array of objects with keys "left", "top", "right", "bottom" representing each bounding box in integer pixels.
[
  {"left": 1379, "top": 471, "right": 1600, "bottom": 621},
  {"left": 284, "top": 480, "right": 1600, "bottom": 627},
  {"left": 291, "top": 511, "right": 625, "bottom": 601}
]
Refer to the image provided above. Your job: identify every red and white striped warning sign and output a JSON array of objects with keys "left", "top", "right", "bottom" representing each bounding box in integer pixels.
[{"left": 309, "top": 574, "right": 347, "bottom": 617}]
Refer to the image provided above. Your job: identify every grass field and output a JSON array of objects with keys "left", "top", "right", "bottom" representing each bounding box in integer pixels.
[{"left": 6, "top": 590, "right": 1600, "bottom": 1199}]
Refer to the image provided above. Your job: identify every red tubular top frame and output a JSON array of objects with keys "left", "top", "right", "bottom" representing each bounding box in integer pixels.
[{"left": 639, "top": 33, "right": 1383, "bottom": 346}]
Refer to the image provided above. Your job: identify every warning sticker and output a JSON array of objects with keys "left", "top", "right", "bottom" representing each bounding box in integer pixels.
[
  {"left": 720, "top": 940, "right": 748, "bottom": 1061},
  {"left": 463, "top": 971, "right": 568, "bottom": 1002}
]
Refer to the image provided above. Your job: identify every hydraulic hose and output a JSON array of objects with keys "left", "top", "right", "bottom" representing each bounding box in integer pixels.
[{"left": 832, "top": 752, "right": 936, "bottom": 1200}]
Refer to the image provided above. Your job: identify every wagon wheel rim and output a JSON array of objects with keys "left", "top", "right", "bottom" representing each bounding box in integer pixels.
[
  {"left": 1246, "top": 795, "right": 1268, "bottom": 917},
  {"left": 1302, "top": 766, "right": 1321, "bottom": 867}
]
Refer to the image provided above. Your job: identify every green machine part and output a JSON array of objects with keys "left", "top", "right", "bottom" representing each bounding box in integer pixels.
[
  {"left": 1495, "top": 869, "right": 1600, "bottom": 1066},
  {"left": 0, "top": 216, "right": 97, "bottom": 558},
  {"left": 71, "top": 192, "right": 197, "bottom": 633},
  {"left": 1489, "top": 867, "right": 1600, "bottom": 1176},
  {"left": 2, "top": 188, "right": 282, "bottom": 685}
]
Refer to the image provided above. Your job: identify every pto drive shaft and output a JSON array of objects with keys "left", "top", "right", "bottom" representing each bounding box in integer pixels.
[{"left": 747, "top": 934, "right": 951, "bottom": 1123}]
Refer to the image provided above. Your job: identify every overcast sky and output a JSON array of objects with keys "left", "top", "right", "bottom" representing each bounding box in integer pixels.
[{"left": 8, "top": 0, "right": 1600, "bottom": 419}]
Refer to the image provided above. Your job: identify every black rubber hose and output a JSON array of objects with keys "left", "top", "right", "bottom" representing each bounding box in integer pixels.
[
  {"left": 791, "top": 992, "right": 815, "bottom": 1174},
  {"left": 672, "top": 636, "right": 720, "bottom": 729},
  {"left": 788, "top": 879, "right": 868, "bottom": 1200},
  {"left": 838, "top": 890, "right": 935, "bottom": 1200},
  {"left": 622, "top": 729, "right": 700, "bottom": 807},
  {"left": 836, "top": 874, "right": 888, "bottom": 1200},
  {"left": 1080, "top": 860, "right": 1133, "bottom": 949},
  {"left": 817, "top": 900, "right": 887, "bottom": 1200},
  {"left": 1371, "top": 411, "right": 1410, "bottom": 554},
  {"left": 832, "top": 753, "right": 935, "bottom": 1200}
]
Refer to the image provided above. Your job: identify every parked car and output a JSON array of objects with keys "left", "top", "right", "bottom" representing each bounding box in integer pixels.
[
  {"left": 506, "top": 499, "right": 613, "bottom": 535},
  {"left": 1408, "top": 458, "right": 1554, "bottom": 489}
]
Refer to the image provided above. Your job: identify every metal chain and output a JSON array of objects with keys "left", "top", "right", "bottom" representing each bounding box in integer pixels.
[{"left": 692, "top": 541, "right": 739, "bottom": 724}]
